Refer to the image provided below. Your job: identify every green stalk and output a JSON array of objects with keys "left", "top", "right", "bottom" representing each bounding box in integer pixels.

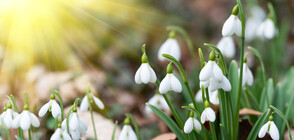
[
  {"left": 28, "top": 128, "right": 32, "bottom": 140},
  {"left": 155, "top": 80, "right": 183, "bottom": 128},
  {"left": 8, "top": 95, "right": 24, "bottom": 138},
  {"left": 234, "top": 0, "right": 246, "bottom": 139},
  {"left": 209, "top": 122, "right": 217, "bottom": 140},
  {"left": 49, "top": 89, "right": 64, "bottom": 120},
  {"left": 89, "top": 102, "right": 98, "bottom": 140}
]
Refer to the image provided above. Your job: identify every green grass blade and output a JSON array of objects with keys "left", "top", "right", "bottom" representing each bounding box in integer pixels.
[
  {"left": 126, "top": 113, "right": 141, "bottom": 140},
  {"left": 146, "top": 103, "right": 185, "bottom": 140},
  {"left": 111, "top": 120, "right": 118, "bottom": 140},
  {"left": 247, "top": 109, "right": 271, "bottom": 140}
]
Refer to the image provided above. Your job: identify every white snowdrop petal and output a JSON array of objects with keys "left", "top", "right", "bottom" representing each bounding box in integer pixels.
[
  {"left": 184, "top": 118, "right": 193, "bottom": 133},
  {"left": 3, "top": 110, "right": 13, "bottom": 128},
  {"left": 221, "top": 76, "right": 231, "bottom": 91},
  {"left": 70, "top": 129, "right": 80, "bottom": 140},
  {"left": 206, "top": 108, "right": 216, "bottom": 122},
  {"left": 264, "top": 19, "right": 275, "bottom": 39},
  {"left": 199, "top": 61, "right": 213, "bottom": 81},
  {"left": 50, "top": 128, "right": 61, "bottom": 140},
  {"left": 158, "top": 40, "right": 169, "bottom": 61},
  {"left": 201, "top": 110, "right": 207, "bottom": 124},
  {"left": 80, "top": 96, "right": 89, "bottom": 112},
  {"left": 159, "top": 96, "right": 170, "bottom": 111},
  {"left": 269, "top": 122, "right": 279, "bottom": 140},
  {"left": 258, "top": 122, "right": 269, "bottom": 138},
  {"left": 169, "top": 39, "right": 181, "bottom": 61},
  {"left": 78, "top": 116, "right": 88, "bottom": 133},
  {"left": 222, "top": 15, "right": 236, "bottom": 37},
  {"left": 149, "top": 64, "right": 157, "bottom": 83},
  {"left": 38, "top": 102, "right": 50, "bottom": 117},
  {"left": 195, "top": 90, "right": 203, "bottom": 102},
  {"left": 208, "top": 77, "right": 220, "bottom": 92},
  {"left": 69, "top": 114, "right": 79, "bottom": 130},
  {"left": 246, "top": 67, "right": 254, "bottom": 86},
  {"left": 20, "top": 112, "right": 31, "bottom": 130},
  {"left": 235, "top": 17, "right": 242, "bottom": 37},
  {"left": 212, "top": 62, "right": 223, "bottom": 81},
  {"left": 134, "top": 65, "right": 142, "bottom": 84},
  {"left": 217, "top": 37, "right": 235, "bottom": 58},
  {"left": 118, "top": 125, "right": 128, "bottom": 140},
  {"left": 12, "top": 114, "right": 21, "bottom": 128},
  {"left": 63, "top": 131, "right": 72, "bottom": 140},
  {"left": 210, "top": 91, "right": 219, "bottom": 105},
  {"left": 92, "top": 95, "right": 105, "bottom": 109},
  {"left": 199, "top": 80, "right": 209, "bottom": 89},
  {"left": 127, "top": 127, "right": 138, "bottom": 140},
  {"left": 159, "top": 75, "right": 171, "bottom": 94},
  {"left": 61, "top": 118, "right": 67, "bottom": 130},
  {"left": 170, "top": 74, "right": 182, "bottom": 93},
  {"left": 193, "top": 118, "right": 202, "bottom": 131},
  {"left": 140, "top": 64, "right": 151, "bottom": 84},
  {"left": 30, "top": 113, "right": 40, "bottom": 127},
  {"left": 52, "top": 101, "right": 61, "bottom": 118}
]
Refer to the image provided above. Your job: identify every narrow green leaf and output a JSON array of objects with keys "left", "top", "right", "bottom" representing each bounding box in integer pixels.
[
  {"left": 228, "top": 60, "right": 239, "bottom": 113},
  {"left": 126, "top": 113, "right": 141, "bottom": 140},
  {"left": 198, "top": 48, "right": 205, "bottom": 68},
  {"left": 247, "top": 109, "right": 270, "bottom": 140},
  {"left": 220, "top": 124, "right": 230, "bottom": 140},
  {"left": 270, "top": 105, "right": 293, "bottom": 139},
  {"left": 111, "top": 121, "right": 118, "bottom": 140},
  {"left": 147, "top": 103, "right": 185, "bottom": 140}
]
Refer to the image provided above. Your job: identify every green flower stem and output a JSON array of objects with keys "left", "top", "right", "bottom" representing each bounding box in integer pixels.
[
  {"left": 209, "top": 122, "right": 217, "bottom": 140},
  {"left": 89, "top": 102, "right": 98, "bottom": 140},
  {"left": 166, "top": 26, "right": 197, "bottom": 70},
  {"left": 28, "top": 128, "right": 32, "bottom": 140},
  {"left": 49, "top": 89, "right": 64, "bottom": 121},
  {"left": 162, "top": 94, "right": 184, "bottom": 129},
  {"left": 155, "top": 80, "right": 183, "bottom": 129},
  {"left": 234, "top": 0, "right": 246, "bottom": 139},
  {"left": 86, "top": 87, "right": 98, "bottom": 140},
  {"left": 8, "top": 95, "right": 24, "bottom": 138},
  {"left": 162, "top": 54, "right": 200, "bottom": 115}
]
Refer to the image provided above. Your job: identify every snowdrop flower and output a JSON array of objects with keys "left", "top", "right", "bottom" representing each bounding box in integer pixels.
[
  {"left": 135, "top": 51, "right": 157, "bottom": 84},
  {"left": 239, "top": 58, "right": 254, "bottom": 87},
  {"left": 158, "top": 31, "right": 181, "bottom": 61},
  {"left": 184, "top": 112, "right": 201, "bottom": 134},
  {"left": 258, "top": 115, "right": 279, "bottom": 140},
  {"left": 257, "top": 18, "right": 275, "bottom": 39},
  {"left": 245, "top": 17, "right": 263, "bottom": 42},
  {"left": 39, "top": 94, "right": 61, "bottom": 118},
  {"left": 195, "top": 89, "right": 219, "bottom": 105},
  {"left": 159, "top": 63, "right": 182, "bottom": 94},
  {"left": 62, "top": 108, "right": 88, "bottom": 140},
  {"left": 50, "top": 124, "right": 72, "bottom": 140},
  {"left": 13, "top": 104, "right": 40, "bottom": 130},
  {"left": 1, "top": 103, "right": 19, "bottom": 128},
  {"left": 201, "top": 101, "right": 216, "bottom": 123},
  {"left": 118, "top": 118, "right": 138, "bottom": 140},
  {"left": 80, "top": 93, "right": 104, "bottom": 112},
  {"left": 145, "top": 94, "right": 169, "bottom": 115},
  {"left": 216, "top": 36, "right": 235, "bottom": 58},
  {"left": 199, "top": 51, "right": 231, "bottom": 92},
  {"left": 222, "top": 5, "right": 242, "bottom": 37}
]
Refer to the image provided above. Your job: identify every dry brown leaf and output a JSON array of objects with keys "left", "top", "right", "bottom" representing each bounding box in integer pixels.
[
  {"left": 152, "top": 133, "right": 177, "bottom": 140},
  {"left": 239, "top": 108, "right": 263, "bottom": 116}
]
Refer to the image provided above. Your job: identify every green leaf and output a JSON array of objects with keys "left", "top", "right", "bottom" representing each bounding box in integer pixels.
[
  {"left": 248, "top": 46, "right": 266, "bottom": 85},
  {"left": 270, "top": 105, "right": 293, "bottom": 139},
  {"left": 146, "top": 103, "right": 185, "bottom": 140},
  {"left": 111, "top": 121, "right": 118, "bottom": 140},
  {"left": 220, "top": 124, "right": 230, "bottom": 140},
  {"left": 126, "top": 113, "right": 141, "bottom": 140},
  {"left": 198, "top": 48, "right": 205, "bottom": 68},
  {"left": 247, "top": 109, "right": 270, "bottom": 140},
  {"left": 228, "top": 60, "right": 239, "bottom": 113}
]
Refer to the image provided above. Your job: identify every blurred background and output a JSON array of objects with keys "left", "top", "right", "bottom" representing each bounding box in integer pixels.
[{"left": 0, "top": 0, "right": 293, "bottom": 139}]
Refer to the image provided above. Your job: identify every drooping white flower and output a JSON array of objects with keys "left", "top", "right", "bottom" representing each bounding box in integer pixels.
[
  {"left": 239, "top": 62, "right": 254, "bottom": 87},
  {"left": 245, "top": 17, "right": 263, "bottom": 42},
  {"left": 183, "top": 113, "right": 201, "bottom": 134},
  {"left": 13, "top": 105, "right": 40, "bottom": 130},
  {"left": 39, "top": 94, "right": 61, "bottom": 118},
  {"left": 257, "top": 18, "right": 275, "bottom": 39},
  {"left": 80, "top": 93, "right": 104, "bottom": 112},
  {"left": 249, "top": 6, "right": 266, "bottom": 20},
  {"left": 135, "top": 52, "right": 157, "bottom": 84},
  {"left": 195, "top": 89, "right": 219, "bottom": 105},
  {"left": 118, "top": 118, "right": 137, "bottom": 140},
  {"left": 158, "top": 35, "right": 181, "bottom": 61},
  {"left": 159, "top": 63, "right": 182, "bottom": 94},
  {"left": 145, "top": 94, "right": 169, "bottom": 115},
  {"left": 50, "top": 127, "right": 72, "bottom": 140},
  {"left": 199, "top": 52, "right": 231, "bottom": 92},
  {"left": 258, "top": 119, "right": 279, "bottom": 140},
  {"left": 201, "top": 101, "right": 216, "bottom": 123},
  {"left": 216, "top": 36, "right": 235, "bottom": 58},
  {"left": 1, "top": 104, "right": 19, "bottom": 128},
  {"left": 222, "top": 6, "right": 241, "bottom": 37},
  {"left": 62, "top": 111, "right": 88, "bottom": 140}
]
